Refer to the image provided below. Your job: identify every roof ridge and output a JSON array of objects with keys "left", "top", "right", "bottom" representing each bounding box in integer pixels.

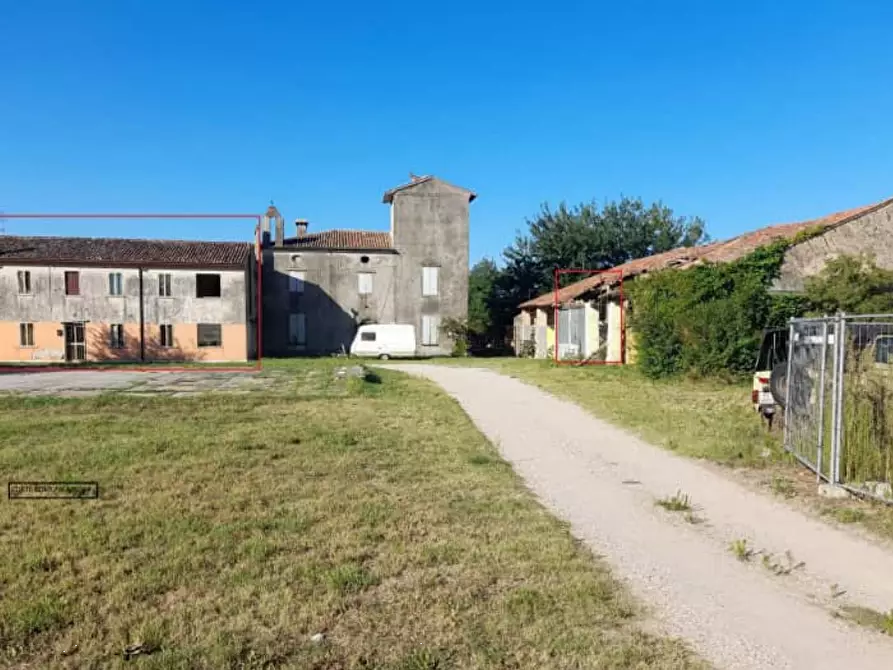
[
  {"left": 0, "top": 233, "right": 250, "bottom": 246},
  {"left": 306, "top": 229, "right": 390, "bottom": 235}
]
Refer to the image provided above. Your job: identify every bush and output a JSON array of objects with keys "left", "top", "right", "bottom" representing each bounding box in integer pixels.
[
  {"left": 519, "top": 337, "right": 536, "bottom": 358},
  {"left": 628, "top": 236, "right": 893, "bottom": 379},
  {"left": 441, "top": 317, "right": 469, "bottom": 357},
  {"left": 628, "top": 240, "right": 804, "bottom": 378}
]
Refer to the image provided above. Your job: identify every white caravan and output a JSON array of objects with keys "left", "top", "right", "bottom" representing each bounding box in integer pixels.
[{"left": 350, "top": 324, "right": 416, "bottom": 359}]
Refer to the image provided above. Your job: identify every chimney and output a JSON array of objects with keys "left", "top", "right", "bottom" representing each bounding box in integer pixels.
[
  {"left": 295, "top": 219, "right": 308, "bottom": 239},
  {"left": 274, "top": 216, "right": 284, "bottom": 247}
]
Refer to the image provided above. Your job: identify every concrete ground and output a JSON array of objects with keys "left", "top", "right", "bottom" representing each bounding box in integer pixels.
[
  {"left": 0, "top": 370, "right": 272, "bottom": 396},
  {"left": 389, "top": 364, "right": 893, "bottom": 670}
]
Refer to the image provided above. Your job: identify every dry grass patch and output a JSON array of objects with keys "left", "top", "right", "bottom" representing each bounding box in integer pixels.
[{"left": 0, "top": 361, "right": 700, "bottom": 669}]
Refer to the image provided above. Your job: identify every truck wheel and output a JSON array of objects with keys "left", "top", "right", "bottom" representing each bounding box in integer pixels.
[
  {"left": 379, "top": 353, "right": 390, "bottom": 360},
  {"left": 770, "top": 362, "right": 788, "bottom": 408}
]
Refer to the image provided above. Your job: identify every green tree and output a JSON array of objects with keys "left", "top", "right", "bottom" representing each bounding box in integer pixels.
[
  {"left": 468, "top": 258, "right": 499, "bottom": 336},
  {"left": 804, "top": 254, "right": 893, "bottom": 315},
  {"left": 479, "top": 197, "right": 708, "bottom": 347}
]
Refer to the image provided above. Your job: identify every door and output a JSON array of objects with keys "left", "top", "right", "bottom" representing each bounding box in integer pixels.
[{"left": 64, "top": 322, "right": 86, "bottom": 361}]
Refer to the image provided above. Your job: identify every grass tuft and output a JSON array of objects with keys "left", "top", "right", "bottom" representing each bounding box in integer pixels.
[
  {"left": 655, "top": 490, "right": 692, "bottom": 512},
  {"left": 838, "top": 605, "right": 893, "bottom": 637},
  {"left": 729, "top": 538, "right": 754, "bottom": 562}
]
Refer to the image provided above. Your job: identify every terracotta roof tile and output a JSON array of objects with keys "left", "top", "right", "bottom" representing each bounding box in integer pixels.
[
  {"left": 0, "top": 235, "right": 251, "bottom": 268},
  {"left": 519, "top": 198, "right": 893, "bottom": 309},
  {"left": 282, "top": 230, "right": 394, "bottom": 251}
]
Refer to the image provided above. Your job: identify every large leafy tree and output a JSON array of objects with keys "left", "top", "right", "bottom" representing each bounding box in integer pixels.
[
  {"left": 517, "top": 197, "right": 707, "bottom": 291},
  {"left": 476, "top": 197, "right": 708, "bottom": 344}
]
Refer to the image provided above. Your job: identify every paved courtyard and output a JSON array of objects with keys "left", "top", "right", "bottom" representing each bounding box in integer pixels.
[{"left": 0, "top": 370, "right": 275, "bottom": 396}]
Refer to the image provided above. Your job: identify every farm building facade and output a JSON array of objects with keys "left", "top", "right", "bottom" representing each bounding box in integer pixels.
[
  {"left": 0, "top": 174, "right": 473, "bottom": 363},
  {"left": 514, "top": 196, "right": 893, "bottom": 362},
  {"left": 260, "top": 175, "right": 474, "bottom": 357},
  {"left": 0, "top": 236, "right": 257, "bottom": 363}
]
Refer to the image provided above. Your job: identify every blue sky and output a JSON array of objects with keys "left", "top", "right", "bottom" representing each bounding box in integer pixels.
[{"left": 2, "top": 1, "right": 892, "bottom": 265}]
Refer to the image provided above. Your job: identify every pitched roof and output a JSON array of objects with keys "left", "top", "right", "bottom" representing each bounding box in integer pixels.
[
  {"left": 382, "top": 174, "right": 477, "bottom": 203},
  {"left": 0, "top": 235, "right": 251, "bottom": 269},
  {"left": 280, "top": 230, "right": 394, "bottom": 251},
  {"left": 519, "top": 197, "right": 893, "bottom": 309}
]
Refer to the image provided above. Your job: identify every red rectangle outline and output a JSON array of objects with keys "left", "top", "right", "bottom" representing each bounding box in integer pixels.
[
  {"left": 0, "top": 213, "right": 263, "bottom": 374},
  {"left": 553, "top": 268, "right": 624, "bottom": 366}
]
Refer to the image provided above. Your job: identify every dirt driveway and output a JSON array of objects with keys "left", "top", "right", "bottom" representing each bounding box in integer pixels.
[{"left": 389, "top": 364, "right": 893, "bottom": 670}]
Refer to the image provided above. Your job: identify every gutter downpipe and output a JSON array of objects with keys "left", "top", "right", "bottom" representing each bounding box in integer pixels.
[{"left": 139, "top": 268, "right": 145, "bottom": 362}]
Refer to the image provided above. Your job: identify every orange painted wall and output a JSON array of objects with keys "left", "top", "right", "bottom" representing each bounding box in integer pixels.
[
  {"left": 0, "top": 322, "right": 67, "bottom": 362},
  {"left": 0, "top": 322, "right": 248, "bottom": 362}
]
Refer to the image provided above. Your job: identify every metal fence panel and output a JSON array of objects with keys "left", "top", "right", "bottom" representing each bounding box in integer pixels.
[
  {"left": 785, "top": 319, "right": 835, "bottom": 479},
  {"left": 783, "top": 314, "right": 893, "bottom": 503},
  {"left": 839, "top": 317, "right": 893, "bottom": 499}
]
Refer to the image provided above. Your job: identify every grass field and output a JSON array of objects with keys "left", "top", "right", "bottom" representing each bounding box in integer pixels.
[
  {"left": 0, "top": 361, "right": 700, "bottom": 669},
  {"left": 410, "top": 358, "right": 893, "bottom": 543}
]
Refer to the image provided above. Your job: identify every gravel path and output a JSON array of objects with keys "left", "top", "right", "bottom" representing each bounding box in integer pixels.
[{"left": 389, "top": 364, "right": 893, "bottom": 670}]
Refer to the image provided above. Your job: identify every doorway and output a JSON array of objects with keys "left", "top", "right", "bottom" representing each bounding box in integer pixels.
[{"left": 64, "top": 322, "right": 86, "bottom": 362}]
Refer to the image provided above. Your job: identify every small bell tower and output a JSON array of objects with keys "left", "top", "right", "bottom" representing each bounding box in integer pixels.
[{"left": 262, "top": 203, "right": 284, "bottom": 248}]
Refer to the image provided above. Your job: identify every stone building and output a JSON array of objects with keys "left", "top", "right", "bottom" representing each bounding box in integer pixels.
[
  {"left": 261, "top": 175, "right": 475, "bottom": 356},
  {"left": 0, "top": 236, "right": 256, "bottom": 363},
  {"left": 514, "top": 196, "right": 893, "bottom": 362}
]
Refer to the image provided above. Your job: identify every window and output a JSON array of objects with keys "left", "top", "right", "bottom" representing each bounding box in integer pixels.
[
  {"left": 17, "top": 270, "right": 31, "bottom": 294},
  {"left": 196, "top": 274, "right": 221, "bottom": 298},
  {"left": 421, "top": 315, "right": 440, "bottom": 346},
  {"left": 19, "top": 323, "right": 34, "bottom": 347},
  {"left": 358, "top": 272, "right": 373, "bottom": 295},
  {"left": 361, "top": 331, "right": 376, "bottom": 342},
  {"left": 289, "top": 313, "right": 306, "bottom": 346},
  {"left": 64, "top": 271, "right": 80, "bottom": 296},
  {"left": 109, "top": 324, "right": 125, "bottom": 349},
  {"left": 159, "top": 324, "right": 174, "bottom": 347},
  {"left": 159, "top": 273, "right": 172, "bottom": 297},
  {"left": 289, "top": 271, "right": 305, "bottom": 294},
  {"left": 876, "top": 336, "right": 893, "bottom": 364},
  {"left": 197, "top": 324, "right": 222, "bottom": 347},
  {"left": 422, "top": 266, "right": 439, "bottom": 297},
  {"left": 108, "top": 272, "right": 123, "bottom": 296}
]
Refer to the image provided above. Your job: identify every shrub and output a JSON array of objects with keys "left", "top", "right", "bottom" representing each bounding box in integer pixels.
[
  {"left": 519, "top": 336, "right": 536, "bottom": 358},
  {"left": 628, "top": 240, "right": 799, "bottom": 378},
  {"left": 440, "top": 317, "right": 469, "bottom": 357}
]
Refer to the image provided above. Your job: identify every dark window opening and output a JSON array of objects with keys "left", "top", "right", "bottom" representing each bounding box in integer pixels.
[
  {"left": 109, "top": 324, "right": 125, "bottom": 349},
  {"left": 361, "top": 331, "right": 376, "bottom": 342},
  {"left": 17, "top": 271, "right": 31, "bottom": 294},
  {"left": 64, "top": 271, "right": 80, "bottom": 296},
  {"left": 196, "top": 274, "right": 221, "bottom": 298},
  {"left": 159, "top": 273, "right": 172, "bottom": 297},
  {"left": 160, "top": 324, "right": 174, "bottom": 347},
  {"left": 876, "top": 337, "right": 893, "bottom": 364},
  {"left": 108, "top": 272, "right": 123, "bottom": 296},
  {"left": 19, "top": 323, "right": 34, "bottom": 346},
  {"left": 360, "top": 255, "right": 370, "bottom": 264},
  {"left": 197, "top": 323, "right": 222, "bottom": 347}
]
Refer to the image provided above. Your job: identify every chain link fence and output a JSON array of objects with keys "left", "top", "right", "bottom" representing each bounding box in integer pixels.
[{"left": 783, "top": 314, "right": 893, "bottom": 502}]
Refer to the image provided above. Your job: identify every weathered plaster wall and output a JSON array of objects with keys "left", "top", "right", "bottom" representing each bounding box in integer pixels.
[
  {"left": 775, "top": 201, "right": 893, "bottom": 292},
  {"left": 263, "top": 249, "right": 399, "bottom": 356},
  {"left": 391, "top": 179, "right": 470, "bottom": 355},
  {"left": 0, "top": 265, "right": 251, "bottom": 361}
]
